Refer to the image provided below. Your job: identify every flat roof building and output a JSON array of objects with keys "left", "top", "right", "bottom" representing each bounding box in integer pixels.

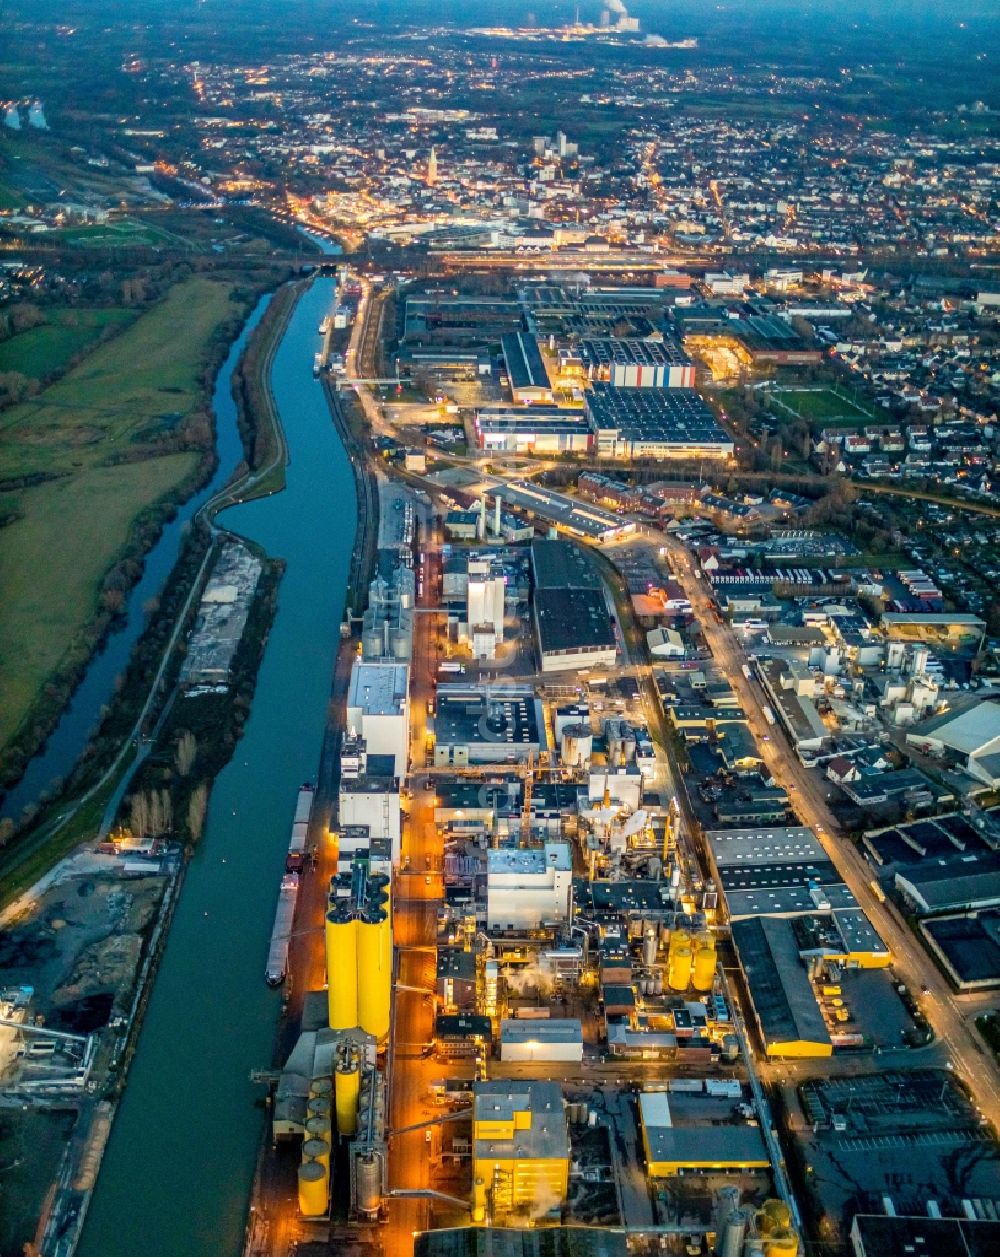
[
  {"left": 502, "top": 332, "right": 554, "bottom": 404},
  {"left": 534, "top": 587, "right": 617, "bottom": 674},
  {"left": 487, "top": 840, "right": 572, "bottom": 931},
  {"left": 731, "top": 915, "right": 833, "bottom": 1058},
  {"left": 577, "top": 337, "right": 696, "bottom": 389},
  {"left": 638, "top": 1091, "right": 770, "bottom": 1177},
  {"left": 433, "top": 683, "right": 545, "bottom": 766},
  {"left": 585, "top": 383, "right": 734, "bottom": 461},
  {"left": 346, "top": 661, "right": 410, "bottom": 777},
  {"left": 472, "top": 1081, "right": 570, "bottom": 1223},
  {"left": 499, "top": 1019, "right": 584, "bottom": 1062}
]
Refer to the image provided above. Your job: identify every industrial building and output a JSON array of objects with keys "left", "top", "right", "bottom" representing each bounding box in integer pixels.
[
  {"left": 486, "top": 841, "right": 573, "bottom": 930},
  {"left": 501, "top": 480, "right": 636, "bottom": 543},
  {"left": 471, "top": 1081, "right": 570, "bottom": 1223},
  {"left": 346, "top": 660, "right": 410, "bottom": 777},
  {"left": 415, "top": 1228, "right": 629, "bottom": 1257},
  {"left": 530, "top": 537, "right": 617, "bottom": 673},
  {"left": 895, "top": 853, "right": 1000, "bottom": 915},
  {"left": 881, "top": 611, "right": 987, "bottom": 649},
  {"left": 906, "top": 698, "right": 1000, "bottom": 788},
  {"left": 474, "top": 406, "right": 593, "bottom": 454},
  {"left": 432, "top": 683, "right": 545, "bottom": 765},
  {"left": 850, "top": 1214, "right": 1000, "bottom": 1257},
  {"left": 501, "top": 332, "right": 554, "bottom": 404},
  {"left": 534, "top": 587, "right": 617, "bottom": 673},
  {"left": 730, "top": 916, "right": 833, "bottom": 1058},
  {"left": 638, "top": 1091, "right": 770, "bottom": 1177},
  {"left": 576, "top": 337, "right": 696, "bottom": 388},
  {"left": 498, "top": 1019, "right": 584, "bottom": 1063},
  {"left": 585, "top": 383, "right": 734, "bottom": 460},
  {"left": 338, "top": 737, "right": 402, "bottom": 866}
]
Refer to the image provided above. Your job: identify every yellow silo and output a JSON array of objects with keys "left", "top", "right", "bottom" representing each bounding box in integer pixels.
[
  {"left": 305, "top": 1115, "right": 331, "bottom": 1145},
  {"left": 668, "top": 929, "right": 693, "bottom": 992},
  {"left": 692, "top": 930, "right": 717, "bottom": 993},
  {"left": 303, "top": 1137, "right": 331, "bottom": 1172},
  {"left": 326, "top": 910, "right": 359, "bottom": 1030},
  {"left": 309, "top": 1076, "right": 333, "bottom": 1099},
  {"left": 298, "top": 1159, "right": 329, "bottom": 1217},
  {"left": 766, "top": 1230, "right": 799, "bottom": 1257},
  {"left": 357, "top": 907, "right": 391, "bottom": 1040},
  {"left": 335, "top": 1061, "right": 360, "bottom": 1137},
  {"left": 306, "top": 1095, "right": 331, "bottom": 1121},
  {"left": 762, "top": 1200, "right": 792, "bottom": 1232}
]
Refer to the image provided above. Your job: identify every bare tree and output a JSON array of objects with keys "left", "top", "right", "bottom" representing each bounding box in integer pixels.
[
  {"left": 175, "top": 731, "right": 197, "bottom": 776},
  {"left": 188, "top": 783, "right": 209, "bottom": 841}
]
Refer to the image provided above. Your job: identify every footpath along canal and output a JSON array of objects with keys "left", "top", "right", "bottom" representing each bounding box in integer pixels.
[{"left": 78, "top": 276, "right": 357, "bottom": 1257}]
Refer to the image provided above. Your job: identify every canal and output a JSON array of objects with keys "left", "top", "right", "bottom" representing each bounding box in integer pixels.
[
  {"left": 1, "top": 295, "right": 273, "bottom": 826},
  {"left": 78, "top": 276, "right": 357, "bottom": 1257}
]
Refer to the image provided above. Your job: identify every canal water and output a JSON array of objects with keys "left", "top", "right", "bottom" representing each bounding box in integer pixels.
[
  {"left": 1, "top": 295, "right": 273, "bottom": 826},
  {"left": 78, "top": 277, "right": 357, "bottom": 1257}
]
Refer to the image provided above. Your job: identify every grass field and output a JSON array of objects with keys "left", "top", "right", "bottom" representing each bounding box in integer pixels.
[
  {"left": 772, "top": 387, "right": 873, "bottom": 426},
  {"left": 0, "top": 276, "right": 241, "bottom": 751},
  {"left": 0, "top": 308, "right": 133, "bottom": 380},
  {"left": 45, "top": 218, "right": 187, "bottom": 248}
]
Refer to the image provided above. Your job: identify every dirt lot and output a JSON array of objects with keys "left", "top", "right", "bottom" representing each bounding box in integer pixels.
[{"left": 0, "top": 871, "right": 165, "bottom": 1067}]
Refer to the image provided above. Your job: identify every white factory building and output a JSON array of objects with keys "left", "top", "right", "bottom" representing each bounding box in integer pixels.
[
  {"left": 486, "top": 840, "right": 573, "bottom": 931},
  {"left": 499, "top": 1019, "right": 584, "bottom": 1063},
  {"left": 906, "top": 698, "right": 1000, "bottom": 788},
  {"left": 346, "top": 661, "right": 410, "bottom": 777}
]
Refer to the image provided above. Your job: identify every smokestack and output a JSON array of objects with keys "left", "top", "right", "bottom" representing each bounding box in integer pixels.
[
  {"left": 494, "top": 493, "right": 502, "bottom": 536},
  {"left": 478, "top": 497, "right": 486, "bottom": 541}
]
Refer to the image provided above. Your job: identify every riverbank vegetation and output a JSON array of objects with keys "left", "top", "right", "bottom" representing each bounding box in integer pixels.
[
  {"left": 0, "top": 275, "right": 261, "bottom": 792},
  {"left": 120, "top": 553, "right": 284, "bottom": 845}
]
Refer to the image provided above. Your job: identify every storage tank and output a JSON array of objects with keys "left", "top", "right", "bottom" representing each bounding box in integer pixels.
[
  {"left": 303, "top": 1138, "right": 331, "bottom": 1171},
  {"left": 641, "top": 925, "right": 659, "bottom": 968},
  {"left": 336, "top": 1062, "right": 360, "bottom": 1137},
  {"left": 309, "top": 1077, "right": 333, "bottom": 1099},
  {"left": 357, "top": 909, "right": 391, "bottom": 1040},
  {"left": 298, "top": 1159, "right": 329, "bottom": 1217},
  {"left": 761, "top": 1201, "right": 791, "bottom": 1233},
  {"left": 720, "top": 1206, "right": 751, "bottom": 1257},
  {"left": 560, "top": 725, "right": 593, "bottom": 767},
  {"left": 668, "top": 930, "right": 693, "bottom": 991},
  {"left": 326, "top": 910, "right": 359, "bottom": 1030},
  {"left": 305, "top": 1115, "right": 332, "bottom": 1144},
  {"left": 721, "top": 1033, "right": 740, "bottom": 1063},
  {"left": 692, "top": 931, "right": 717, "bottom": 993},
  {"left": 712, "top": 1184, "right": 741, "bottom": 1246},
  {"left": 766, "top": 1230, "right": 798, "bottom": 1257},
  {"left": 356, "top": 1152, "right": 382, "bottom": 1218},
  {"left": 306, "top": 1095, "right": 331, "bottom": 1120}
]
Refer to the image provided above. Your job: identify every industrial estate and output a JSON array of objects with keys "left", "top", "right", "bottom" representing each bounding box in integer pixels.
[{"left": 1, "top": 3, "right": 1000, "bottom": 1257}]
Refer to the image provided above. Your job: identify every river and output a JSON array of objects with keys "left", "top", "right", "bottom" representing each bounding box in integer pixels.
[
  {"left": 77, "top": 276, "right": 358, "bottom": 1257},
  {"left": 1, "top": 296, "right": 273, "bottom": 826}
]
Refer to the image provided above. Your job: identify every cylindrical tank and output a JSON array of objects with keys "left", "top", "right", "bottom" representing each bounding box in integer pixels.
[
  {"left": 670, "top": 863, "right": 682, "bottom": 892},
  {"left": 766, "top": 1230, "right": 799, "bottom": 1257},
  {"left": 722, "top": 1033, "right": 740, "bottom": 1064},
  {"left": 305, "top": 1115, "right": 332, "bottom": 1144},
  {"left": 560, "top": 725, "right": 593, "bottom": 767},
  {"left": 326, "top": 911, "right": 359, "bottom": 1030},
  {"left": 303, "top": 1138, "right": 331, "bottom": 1171},
  {"left": 668, "top": 930, "right": 693, "bottom": 992},
  {"left": 336, "top": 1062, "right": 360, "bottom": 1137},
  {"left": 712, "top": 1184, "right": 741, "bottom": 1236},
  {"left": 309, "top": 1077, "right": 333, "bottom": 1099},
  {"left": 692, "top": 932, "right": 717, "bottom": 993},
  {"left": 642, "top": 925, "right": 658, "bottom": 968},
  {"left": 357, "top": 909, "right": 391, "bottom": 1040},
  {"left": 307, "top": 1096, "right": 331, "bottom": 1120},
  {"left": 298, "top": 1159, "right": 329, "bottom": 1217},
  {"left": 762, "top": 1200, "right": 792, "bottom": 1232},
  {"left": 720, "top": 1207, "right": 750, "bottom": 1257},
  {"left": 356, "top": 1152, "right": 382, "bottom": 1218},
  {"left": 653, "top": 975, "right": 664, "bottom": 996}
]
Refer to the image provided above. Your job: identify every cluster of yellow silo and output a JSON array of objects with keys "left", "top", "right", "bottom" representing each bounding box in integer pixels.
[
  {"left": 755, "top": 1199, "right": 799, "bottom": 1257},
  {"left": 298, "top": 1079, "right": 333, "bottom": 1217},
  {"left": 667, "top": 930, "right": 693, "bottom": 991},
  {"left": 692, "top": 930, "right": 717, "bottom": 993},
  {"left": 665, "top": 928, "right": 717, "bottom": 993},
  {"left": 324, "top": 875, "right": 391, "bottom": 1040}
]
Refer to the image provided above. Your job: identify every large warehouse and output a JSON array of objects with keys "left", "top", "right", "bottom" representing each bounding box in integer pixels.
[
  {"left": 501, "top": 332, "right": 554, "bottom": 404},
  {"left": 531, "top": 539, "right": 617, "bottom": 673},
  {"left": 906, "top": 697, "right": 1000, "bottom": 788},
  {"left": 474, "top": 406, "right": 593, "bottom": 454},
  {"left": 585, "top": 383, "right": 734, "bottom": 460},
  {"left": 577, "top": 337, "right": 696, "bottom": 389}
]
